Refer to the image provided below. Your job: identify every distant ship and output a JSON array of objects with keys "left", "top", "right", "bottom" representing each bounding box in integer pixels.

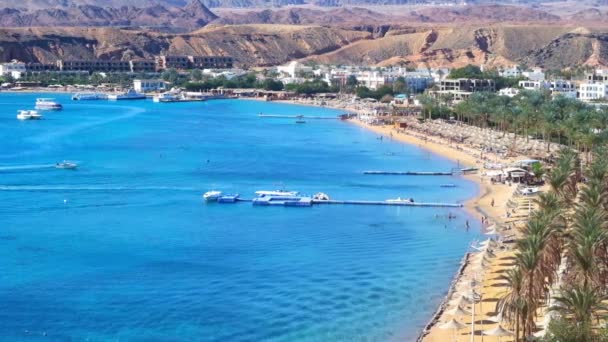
[
  {"left": 55, "top": 161, "right": 78, "bottom": 170},
  {"left": 203, "top": 190, "right": 222, "bottom": 201},
  {"left": 17, "top": 110, "right": 42, "bottom": 120},
  {"left": 72, "top": 92, "right": 107, "bottom": 101},
  {"left": 107, "top": 89, "right": 147, "bottom": 100},
  {"left": 35, "top": 98, "right": 63, "bottom": 110}
]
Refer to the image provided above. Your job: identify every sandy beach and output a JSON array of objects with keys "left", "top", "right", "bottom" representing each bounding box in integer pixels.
[{"left": 347, "top": 119, "right": 527, "bottom": 342}]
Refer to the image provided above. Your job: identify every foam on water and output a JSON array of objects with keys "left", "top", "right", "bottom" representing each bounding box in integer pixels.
[{"left": 0, "top": 93, "right": 481, "bottom": 341}]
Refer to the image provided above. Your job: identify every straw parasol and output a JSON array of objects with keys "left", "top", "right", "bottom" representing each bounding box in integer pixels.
[
  {"left": 449, "top": 295, "right": 474, "bottom": 307},
  {"left": 446, "top": 305, "right": 472, "bottom": 316},
  {"left": 439, "top": 318, "right": 468, "bottom": 342},
  {"left": 483, "top": 325, "right": 513, "bottom": 342}
]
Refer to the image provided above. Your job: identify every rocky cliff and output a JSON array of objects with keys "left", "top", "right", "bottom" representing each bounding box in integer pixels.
[{"left": 0, "top": 24, "right": 607, "bottom": 69}]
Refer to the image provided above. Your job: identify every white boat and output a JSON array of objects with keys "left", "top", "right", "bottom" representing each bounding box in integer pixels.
[
  {"left": 16, "top": 110, "right": 42, "bottom": 120},
  {"left": 255, "top": 190, "right": 299, "bottom": 197},
  {"left": 203, "top": 190, "right": 222, "bottom": 201},
  {"left": 386, "top": 197, "right": 414, "bottom": 203},
  {"left": 72, "top": 92, "right": 107, "bottom": 100},
  {"left": 55, "top": 161, "right": 78, "bottom": 169},
  {"left": 153, "top": 93, "right": 179, "bottom": 103},
  {"left": 107, "top": 89, "right": 147, "bottom": 101},
  {"left": 519, "top": 187, "right": 540, "bottom": 196},
  {"left": 35, "top": 98, "right": 63, "bottom": 110}
]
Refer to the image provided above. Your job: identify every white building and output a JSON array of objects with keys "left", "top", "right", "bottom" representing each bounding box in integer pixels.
[
  {"left": 579, "top": 83, "right": 608, "bottom": 102},
  {"left": 133, "top": 79, "right": 166, "bottom": 92},
  {"left": 518, "top": 80, "right": 576, "bottom": 97},
  {"left": 356, "top": 71, "right": 393, "bottom": 90},
  {"left": 499, "top": 66, "right": 521, "bottom": 78},
  {"left": 498, "top": 87, "right": 520, "bottom": 97},
  {"left": 0, "top": 60, "right": 26, "bottom": 79},
  {"left": 276, "top": 61, "right": 313, "bottom": 78},
  {"left": 521, "top": 68, "right": 545, "bottom": 82}
]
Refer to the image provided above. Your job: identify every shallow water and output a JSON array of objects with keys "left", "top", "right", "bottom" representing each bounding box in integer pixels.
[{"left": 0, "top": 93, "right": 480, "bottom": 341}]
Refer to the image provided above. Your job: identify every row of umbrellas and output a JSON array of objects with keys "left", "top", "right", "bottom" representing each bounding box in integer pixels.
[{"left": 438, "top": 236, "right": 514, "bottom": 341}]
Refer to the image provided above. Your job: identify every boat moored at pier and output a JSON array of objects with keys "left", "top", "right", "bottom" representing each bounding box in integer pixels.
[{"left": 35, "top": 98, "right": 63, "bottom": 110}]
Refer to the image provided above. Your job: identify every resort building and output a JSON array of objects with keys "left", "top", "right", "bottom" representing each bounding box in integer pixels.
[
  {"left": 586, "top": 69, "right": 608, "bottom": 83},
  {"left": 155, "top": 55, "right": 234, "bottom": 71},
  {"left": 276, "top": 61, "right": 313, "bottom": 78},
  {"left": 434, "top": 78, "right": 495, "bottom": 101},
  {"left": 133, "top": 79, "right": 166, "bottom": 93},
  {"left": 521, "top": 67, "right": 546, "bottom": 81},
  {"left": 498, "top": 66, "right": 522, "bottom": 78},
  {"left": 25, "top": 63, "right": 58, "bottom": 72},
  {"left": 0, "top": 60, "right": 26, "bottom": 79},
  {"left": 57, "top": 59, "right": 132, "bottom": 73},
  {"left": 519, "top": 80, "right": 576, "bottom": 98},
  {"left": 129, "top": 60, "right": 156, "bottom": 73},
  {"left": 579, "top": 83, "right": 608, "bottom": 102}
]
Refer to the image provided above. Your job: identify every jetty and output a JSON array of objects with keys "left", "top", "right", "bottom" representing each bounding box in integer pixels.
[
  {"left": 214, "top": 197, "right": 462, "bottom": 208},
  {"left": 258, "top": 114, "right": 337, "bottom": 120},
  {"left": 364, "top": 167, "right": 478, "bottom": 176}
]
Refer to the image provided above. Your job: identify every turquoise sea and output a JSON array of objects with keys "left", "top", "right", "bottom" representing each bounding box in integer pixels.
[{"left": 0, "top": 93, "right": 480, "bottom": 341}]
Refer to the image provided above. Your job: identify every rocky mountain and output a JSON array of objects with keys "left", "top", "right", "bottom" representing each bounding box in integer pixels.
[
  {"left": 215, "top": 7, "right": 391, "bottom": 25},
  {"left": 1, "top": 24, "right": 607, "bottom": 69},
  {"left": 0, "top": 0, "right": 217, "bottom": 31}
]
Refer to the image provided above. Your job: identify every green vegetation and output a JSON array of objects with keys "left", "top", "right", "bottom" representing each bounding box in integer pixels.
[
  {"left": 499, "top": 148, "right": 608, "bottom": 341},
  {"left": 284, "top": 79, "right": 337, "bottom": 95},
  {"left": 355, "top": 85, "right": 394, "bottom": 100}
]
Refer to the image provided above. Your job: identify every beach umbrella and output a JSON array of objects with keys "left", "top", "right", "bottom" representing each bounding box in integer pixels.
[
  {"left": 449, "top": 295, "right": 473, "bottom": 307},
  {"left": 439, "top": 318, "right": 468, "bottom": 342},
  {"left": 485, "top": 228, "right": 498, "bottom": 236},
  {"left": 482, "top": 325, "right": 513, "bottom": 342},
  {"left": 446, "top": 305, "right": 472, "bottom": 316},
  {"left": 479, "top": 239, "right": 498, "bottom": 248},
  {"left": 487, "top": 311, "right": 503, "bottom": 323}
]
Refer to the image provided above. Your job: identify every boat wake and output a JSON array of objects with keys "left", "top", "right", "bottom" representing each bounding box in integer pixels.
[{"left": 0, "top": 164, "right": 55, "bottom": 172}]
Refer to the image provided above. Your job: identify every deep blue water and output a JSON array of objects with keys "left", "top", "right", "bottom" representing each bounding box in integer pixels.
[{"left": 0, "top": 93, "right": 480, "bottom": 341}]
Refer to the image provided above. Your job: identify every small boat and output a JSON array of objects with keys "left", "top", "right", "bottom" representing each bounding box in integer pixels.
[
  {"left": 386, "top": 197, "right": 415, "bottom": 203},
  {"left": 295, "top": 120, "right": 306, "bottom": 124},
  {"left": 313, "top": 192, "right": 330, "bottom": 201},
  {"left": 203, "top": 190, "right": 222, "bottom": 201},
  {"left": 519, "top": 187, "right": 540, "bottom": 196},
  {"left": 55, "top": 161, "right": 78, "bottom": 169},
  {"left": 255, "top": 190, "right": 299, "bottom": 197},
  {"left": 17, "top": 110, "right": 42, "bottom": 120},
  {"left": 153, "top": 93, "right": 179, "bottom": 103},
  {"left": 107, "top": 89, "right": 147, "bottom": 101},
  {"left": 253, "top": 195, "right": 312, "bottom": 207},
  {"left": 72, "top": 92, "right": 106, "bottom": 101},
  {"left": 440, "top": 184, "right": 457, "bottom": 188},
  {"left": 35, "top": 98, "right": 63, "bottom": 110}
]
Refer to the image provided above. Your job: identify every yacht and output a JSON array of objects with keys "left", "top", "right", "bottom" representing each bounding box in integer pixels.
[
  {"left": 153, "top": 93, "right": 179, "bottom": 103},
  {"left": 72, "top": 92, "right": 107, "bottom": 100},
  {"left": 17, "top": 110, "right": 42, "bottom": 120},
  {"left": 107, "top": 89, "right": 147, "bottom": 101},
  {"left": 386, "top": 197, "right": 415, "bottom": 203},
  {"left": 35, "top": 98, "right": 63, "bottom": 110},
  {"left": 55, "top": 161, "right": 78, "bottom": 169},
  {"left": 203, "top": 191, "right": 222, "bottom": 201},
  {"left": 255, "top": 190, "right": 299, "bottom": 197}
]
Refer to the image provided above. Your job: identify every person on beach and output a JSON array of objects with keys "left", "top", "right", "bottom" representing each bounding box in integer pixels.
[
  {"left": 491, "top": 198, "right": 495, "bottom": 207},
  {"left": 465, "top": 220, "right": 470, "bottom": 231}
]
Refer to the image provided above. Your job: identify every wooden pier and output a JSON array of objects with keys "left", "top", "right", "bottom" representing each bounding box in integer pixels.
[
  {"left": 258, "top": 114, "right": 337, "bottom": 120},
  {"left": 312, "top": 200, "right": 463, "bottom": 208},
  {"left": 363, "top": 171, "right": 455, "bottom": 176}
]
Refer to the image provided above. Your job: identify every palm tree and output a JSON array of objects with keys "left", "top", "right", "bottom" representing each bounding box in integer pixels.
[
  {"left": 498, "top": 267, "right": 526, "bottom": 342},
  {"left": 549, "top": 284, "right": 608, "bottom": 340}
]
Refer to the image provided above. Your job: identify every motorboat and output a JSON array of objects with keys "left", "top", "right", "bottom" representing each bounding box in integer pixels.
[
  {"left": 519, "top": 187, "right": 540, "bottom": 196},
  {"left": 35, "top": 98, "right": 63, "bottom": 110},
  {"left": 255, "top": 190, "right": 299, "bottom": 197},
  {"left": 55, "top": 161, "right": 78, "bottom": 169},
  {"left": 386, "top": 197, "right": 414, "bottom": 203},
  {"left": 295, "top": 120, "right": 306, "bottom": 124},
  {"left": 313, "top": 192, "right": 330, "bottom": 201},
  {"left": 203, "top": 190, "right": 222, "bottom": 201},
  {"left": 153, "top": 93, "right": 179, "bottom": 103},
  {"left": 72, "top": 92, "right": 106, "bottom": 100},
  {"left": 253, "top": 194, "right": 312, "bottom": 207},
  {"left": 107, "top": 89, "right": 147, "bottom": 100},
  {"left": 440, "top": 184, "right": 457, "bottom": 188},
  {"left": 17, "top": 110, "right": 42, "bottom": 120}
]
